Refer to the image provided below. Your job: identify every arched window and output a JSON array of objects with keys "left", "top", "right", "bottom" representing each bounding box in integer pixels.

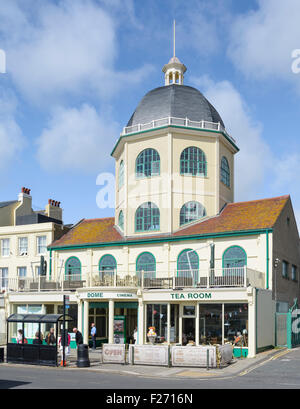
[
  {"left": 118, "top": 160, "right": 124, "bottom": 189},
  {"left": 118, "top": 210, "right": 124, "bottom": 231},
  {"left": 99, "top": 255, "right": 117, "bottom": 280},
  {"left": 180, "top": 201, "right": 206, "bottom": 226},
  {"left": 65, "top": 257, "right": 81, "bottom": 281},
  {"left": 135, "top": 202, "right": 160, "bottom": 232},
  {"left": 136, "top": 252, "right": 156, "bottom": 279},
  {"left": 223, "top": 246, "right": 247, "bottom": 268},
  {"left": 220, "top": 156, "right": 230, "bottom": 187},
  {"left": 177, "top": 249, "right": 199, "bottom": 283},
  {"left": 180, "top": 147, "right": 207, "bottom": 176},
  {"left": 136, "top": 149, "right": 160, "bottom": 178}
]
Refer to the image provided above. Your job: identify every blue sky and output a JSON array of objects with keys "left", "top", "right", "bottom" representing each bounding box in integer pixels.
[{"left": 0, "top": 0, "right": 300, "bottom": 225}]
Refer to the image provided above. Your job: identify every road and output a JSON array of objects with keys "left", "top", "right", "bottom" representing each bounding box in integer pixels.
[{"left": 0, "top": 348, "right": 300, "bottom": 389}]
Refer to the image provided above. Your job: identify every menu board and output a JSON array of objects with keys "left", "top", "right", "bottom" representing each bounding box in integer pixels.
[
  {"left": 172, "top": 346, "right": 217, "bottom": 368},
  {"left": 132, "top": 345, "right": 169, "bottom": 366},
  {"left": 102, "top": 344, "right": 126, "bottom": 364}
]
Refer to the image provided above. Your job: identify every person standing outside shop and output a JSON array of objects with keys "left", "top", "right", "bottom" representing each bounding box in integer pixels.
[
  {"left": 45, "top": 328, "right": 56, "bottom": 345},
  {"left": 58, "top": 329, "right": 71, "bottom": 366},
  {"left": 90, "top": 323, "right": 97, "bottom": 350},
  {"left": 133, "top": 327, "right": 137, "bottom": 344},
  {"left": 73, "top": 328, "right": 83, "bottom": 347}
]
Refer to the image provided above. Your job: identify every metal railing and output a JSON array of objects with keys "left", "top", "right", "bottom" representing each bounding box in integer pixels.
[
  {"left": 0, "top": 267, "right": 265, "bottom": 293},
  {"left": 121, "top": 116, "right": 236, "bottom": 145}
]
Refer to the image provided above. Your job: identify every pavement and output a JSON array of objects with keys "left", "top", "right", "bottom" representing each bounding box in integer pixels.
[
  {"left": 0, "top": 345, "right": 291, "bottom": 380},
  {"left": 64, "top": 346, "right": 290, "bottom": 380}
]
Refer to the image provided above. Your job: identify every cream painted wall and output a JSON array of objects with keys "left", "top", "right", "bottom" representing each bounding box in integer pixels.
[
  {"left": 51, "top": 232, "right": 269, "bottom": 288},
  {"left": 114, "top": 127, "right": 237, "bottom": 237},
  {"left": 0, "top": 223, "right": 56, "bottom": 279}
]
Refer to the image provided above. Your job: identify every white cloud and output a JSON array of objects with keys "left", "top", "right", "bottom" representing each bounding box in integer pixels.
[
  {"left": 228, "top": 0, "right": 300, "bottom": 84},
  {"left": 0, "top": 0, "right": 152, "bottom": 104},
  {"left": 36, "top": 104, "right": 117, "bottom": 173},
  {"left": 192, "top": 75, "right": 300, "bottom": 226},
  {"left": 0, "top": 89, "right": 25, "bottom": 169},
  {"left": 192, "top": 76, "right": 273, "bottom": 201}
]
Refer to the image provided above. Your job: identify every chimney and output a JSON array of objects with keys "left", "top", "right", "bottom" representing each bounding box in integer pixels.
[
  {"left": 45, "top": 199, "right": 63, "bottom": 222},
  {"left": 18, "top": 187, "right": 32, "bottom": 210}
]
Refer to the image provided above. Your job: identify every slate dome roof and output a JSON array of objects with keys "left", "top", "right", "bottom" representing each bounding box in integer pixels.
[{"left": 127, "top": 84, "right": 225, "bottom": 128}]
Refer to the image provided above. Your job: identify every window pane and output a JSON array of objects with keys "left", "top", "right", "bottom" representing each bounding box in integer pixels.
[
  {"left": 199, "top": 304, "right": 222, "bottom": 345},
  {"left": 37, "top": 236, "right": 47, "bottom": 254},
  {"left": 180, "top": 147, "right": 206, "bottom": 176},
  {"left": 224, "top": 304, "right": 248, "bottom": 346},
  {"left": 136, "top": 149, "right": 160, "bottom": 178}
]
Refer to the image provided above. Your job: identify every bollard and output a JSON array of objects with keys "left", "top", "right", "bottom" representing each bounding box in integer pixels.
[
  {"left": 207, "top": 349, "right": 209, "bottom": 371},
  {"left": 77, "top": 344, "right": 90, "bottom": 368}
]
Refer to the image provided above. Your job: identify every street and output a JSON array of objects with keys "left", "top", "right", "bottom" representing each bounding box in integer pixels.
[{"left": 0, "top": 348, "right": 300, "bottom": 389}]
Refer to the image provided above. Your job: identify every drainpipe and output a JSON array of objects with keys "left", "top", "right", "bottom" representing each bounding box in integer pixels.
[
  {"left": 266, "top": 230, "right": 270, "bottom": 290},
  {"left": 49, "top": 249, "right": 52, "bottom": 280}
]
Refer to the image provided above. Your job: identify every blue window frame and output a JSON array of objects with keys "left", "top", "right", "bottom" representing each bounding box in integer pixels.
[
  {"left": 136, "top": 252, "right": 156, "bottom": 279},
  {"left": 136, "top": 149, "right": 160, "bottom": 178},
  {"left": 65, "top": 257, "right": 81, "bottom": 280},
  {"left": 180, "top": 147, "right": 207, "bottom": 176},
  {"left": 135, "top": 202, "right": 160, "bottom": 232},
  {"left": 180, "top": 201, "right": 206, "bottom": 226},
  {"left": 221, "top": 156, "right": 230, "bottom": 187},
  {"left": 99, "top": 255, "right": 117, "bottom": 279}
]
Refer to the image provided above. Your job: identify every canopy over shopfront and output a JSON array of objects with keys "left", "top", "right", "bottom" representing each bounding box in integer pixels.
[{"left": 7, "top": 313, "right": 74, "bottom": 366}]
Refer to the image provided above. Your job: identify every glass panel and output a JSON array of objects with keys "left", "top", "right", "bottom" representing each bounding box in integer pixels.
[
  {"left": 170, "top": 304, "right": 179, "bottom": 343},
  {"left": 135, "top": 202, "right": 160, "bottom": 232},
  {"left": 0, "top": 268, "right": 8, "bottom": 288},
  {"left": 146, "top": 304, "right": 168, "bottom": 343},
  {"left": 221, "top": 156, "right": 230, "bottom": 187},
  {"left": 182, "top": 318, "right": 195, "bottom": 345},
  {"left": 136, "top": 149, "right": 160, "bottom": 178},
  {"left": 223, "top": 246, "right": 246, "bottom": 269},
  {"left": 37, "top": 236, "right": 47, "bottom": 254},
  {"left": 180, "top": 201, "right": 206, "bottom": 225},
  {"left": 65, "top": 257, "right": 81, "bottom": 280},
  {"left": 183, "top": 306, "right": 195, "bottom": 316},
  {"left": 199, "top": 304, "right": 222, "bottom": 345},
  {"left": 224, "top": 304, "right": 248, "bottom": 347},
  {"left": 1, "top": 239, "right": 10, "bottom": 257},
  {"left": 180, "top": 147, "right": 206, "bottom": 176},
  {"left": 99, "top": 255, "right": 116, "bottom": 279}
]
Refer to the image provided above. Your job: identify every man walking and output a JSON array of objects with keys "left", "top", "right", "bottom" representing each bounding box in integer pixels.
[
  {"left": 91, "top": 323, "right": 97, "bottom": 350},
  {"left": 73, "top": 328, "right": 83, "bottom": 347}
]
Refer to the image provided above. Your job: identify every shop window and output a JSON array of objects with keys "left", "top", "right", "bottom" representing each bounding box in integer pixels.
[
  {"left": 220, "top": 156, "right": 230, "bottom": 188},
  {"left": 224, "top": 304, "right": 248, "bottom": 347},
  {"left": 136, "top": 148, "right": 160, "bottom": 179},
  {"left": 146, "top": 304, "right": 168, "bottom": 343},
  {"left": 180, "top": 146, "right": 207, "bottom": 177},
  {"left": 99, "top": 254, "right": 117, "bottom": 279},
  {"left": 65, "top": 257, "right": 81, "bottom": 281},
  {"left": 199, "top": 304, "right": 222, "bottom": 345},
  {"left": 135, "top": 202, "right": 160, "bottom": 232},
  {"left": 180, "top": 201, "right": 206, "bottom": 226}
]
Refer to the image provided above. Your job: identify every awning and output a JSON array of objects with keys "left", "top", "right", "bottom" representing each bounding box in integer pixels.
[{"left": 7, "top": 313, "right": 74, "bottom": 323}]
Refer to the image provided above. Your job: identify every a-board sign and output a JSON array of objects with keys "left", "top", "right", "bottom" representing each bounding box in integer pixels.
[
  {"left": 218, "top": 344, "right": 233, "bottom": 365},
  {"left": 130, "top": 345, "right": 170, "bottom": 366},
  {"left": 171, "top": 346, "right": 217, "bottom": 368},
  {"left": 102, "top": 344, "right": 126, "bottom": 364}
]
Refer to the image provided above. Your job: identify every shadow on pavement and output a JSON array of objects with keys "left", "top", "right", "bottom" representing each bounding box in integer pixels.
[{"left": 0, "top": 380, "right": 31, "bottom": 389}]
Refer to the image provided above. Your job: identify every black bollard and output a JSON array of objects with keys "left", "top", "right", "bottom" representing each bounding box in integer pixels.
[{"left": 77, "top": 344, "right": 90, "bottom": 368}]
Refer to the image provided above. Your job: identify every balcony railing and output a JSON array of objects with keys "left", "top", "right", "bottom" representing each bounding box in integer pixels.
[
  {"left": 0, "top": 267, "right": 265, "bottom": 293},
  {"left": 121, "top": 116, "right": 237, "bottom": 145}
]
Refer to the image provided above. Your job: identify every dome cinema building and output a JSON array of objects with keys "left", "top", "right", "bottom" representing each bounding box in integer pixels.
[{"left": 4, "top": 52, "right": 300, "bottom": 359}]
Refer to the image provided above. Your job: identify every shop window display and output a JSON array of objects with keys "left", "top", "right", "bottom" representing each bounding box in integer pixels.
[
  {"left": 146, "top": 304, "right": 168, "bottom": 343},
  {"left": 224, "top": 304, "right": 248, "bottom": 347},
  {"left": 199, "top": 304, "right": 222, "bottom": 345}
]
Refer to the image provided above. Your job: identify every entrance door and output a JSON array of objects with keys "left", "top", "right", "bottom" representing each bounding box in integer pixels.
[{"left": 182, "top": 318, "right": 195, "bottom": 345}]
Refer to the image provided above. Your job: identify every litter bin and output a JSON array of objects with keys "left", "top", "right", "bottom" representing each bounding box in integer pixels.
[
  {"left": 77, "top": 344, "right": 90, "bottom": 368},
  {"left": 0, "top": 347, "right": 4, "bottom": 363}
]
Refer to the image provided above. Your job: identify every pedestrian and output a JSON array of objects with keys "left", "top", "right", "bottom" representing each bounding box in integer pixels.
[
  {"left": 58, "top": 329, "right": 71, "bottom": 367},
  {"left": 90, "top": 323, "right": 97, "bottom": 350},
  {"left": 16, "top": 329, "right": 28, "bottom": 344},
  {"left": 45, "top": 327, "right": 56, "bottom": 345},
  {"left": 32, "top": 331, "right": 43, "bottom": 345},
  {"left": 73, "top": 327, "right": 83, "bottom": 347},
  {"left": 133, "top": 327, "right": 137, "bottom": 344}
]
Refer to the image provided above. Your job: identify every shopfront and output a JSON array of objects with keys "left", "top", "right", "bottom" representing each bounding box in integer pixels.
[
  {"left": 142, "top": 288, "right": 255, "bottom": 357},
  {"left": 77, "top": 290, "right": 138, "bottom": 347}
]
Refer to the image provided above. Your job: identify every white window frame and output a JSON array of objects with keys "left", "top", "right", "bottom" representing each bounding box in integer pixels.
[
  {"left": 18, "top": 237, "right": 28, "bottom": 256},
  {"left": 1, "top": 238, "right": 10, "bottom": 257},
  {"left": 18, "top": 266, "right": 27, "bottom": 277},
  {"left": 37, "top": 236, "right": 47, "bottom": 255}
]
